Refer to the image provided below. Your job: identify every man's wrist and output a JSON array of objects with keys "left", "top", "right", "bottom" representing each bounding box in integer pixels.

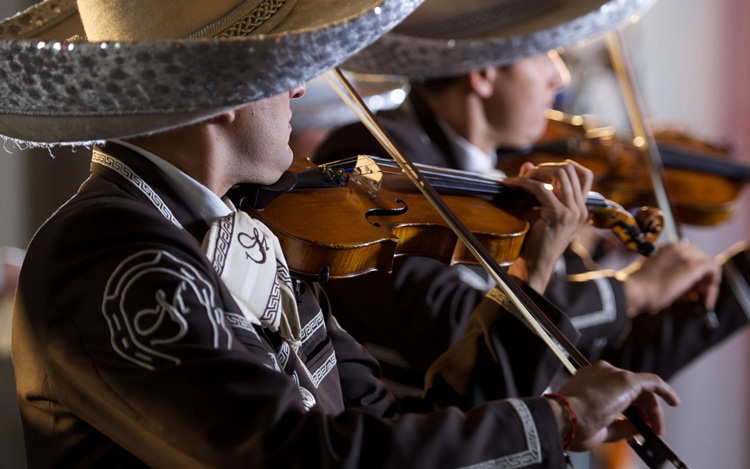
[{"left": 544, "top": 393, "right": 577, "bottom": 450}]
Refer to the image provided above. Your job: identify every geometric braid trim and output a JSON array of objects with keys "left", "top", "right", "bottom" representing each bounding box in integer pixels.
[
  {"left": 569, "top": 277, "right": 618, "bottom": 330},
  {"left": 210, "top": 0, "right": 293, "bottom": 38},
  {"left": 457, "top": 399, "right": 542, "bottom": 468},
  {"left": 300, "top": 311, "right": 324, "bottom": 344},
  {"left": 261, "top": 273, "right": 282, "bottom": 323},
  {"left": 276, "top": 257, "right": 293, "bottom": 290},
  {"left": 211, "top": 215, "right": 234, "bottom": 276},
  {"left": 309, "top": 351, "right": 337, "bottom": 389},
  {"left": 92, "top": 150, "right": 182, "bottom": 229}
]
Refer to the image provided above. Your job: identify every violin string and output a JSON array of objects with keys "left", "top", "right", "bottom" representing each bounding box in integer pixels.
[{"left": 322, "top": 68, "right": 578, "bottom": 373}]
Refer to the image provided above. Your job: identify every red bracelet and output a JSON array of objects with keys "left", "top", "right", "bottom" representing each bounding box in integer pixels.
[{"left": 544, "top": 393, "right": 578, "bottom": 450}]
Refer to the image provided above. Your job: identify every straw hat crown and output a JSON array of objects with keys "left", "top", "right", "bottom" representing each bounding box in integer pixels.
[{"left": 76, "top": 0, "right": 293, "bottom": 41}]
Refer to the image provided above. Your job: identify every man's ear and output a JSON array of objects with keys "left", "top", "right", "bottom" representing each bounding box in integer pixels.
[
  {"left": 207, "top": 109, "right": 236, "bottom": 126},
  {"left": 467, "top": 67, "right": 497, "bottom": 98}
]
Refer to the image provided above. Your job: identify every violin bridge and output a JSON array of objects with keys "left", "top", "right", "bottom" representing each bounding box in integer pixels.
[{"left": 349, "top": 155, "right": 383, "bottom": 197}]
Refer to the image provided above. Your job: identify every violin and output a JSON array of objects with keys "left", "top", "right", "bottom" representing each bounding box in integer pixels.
[
  {"left": 236, "top": 155, "right": 662, "bottom": 281},
  {"left": 498, "top": 110, "right": 748, "bottom": 226}
]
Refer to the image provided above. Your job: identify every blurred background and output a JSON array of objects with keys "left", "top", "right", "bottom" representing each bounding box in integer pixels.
[{"left": 0, "top": 0, "right": 747, "bottom": 467}]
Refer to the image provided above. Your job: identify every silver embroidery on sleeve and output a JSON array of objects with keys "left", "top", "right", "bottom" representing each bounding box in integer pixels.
[
  {"left": 299, "top": 386, "right": 316, "bottom": 411},
  {"left": 92, "top": 150, "right": 182, "bottom": 229},
  {"left": 310, "top": 352, "right": 337, "bottom": 388},
  {"left": 291, "top": 346, "right": 337, "bottom": 389},
  {"left": 102, "top": 250, "right": 233, "bottom": 370},
  {"left": 264, "top": 352, "right": 281, "bottom": 372},
  {"left": 300, "top": 311, "right": 325, "bottom": 344},
  {"left": 457, "top": 265, "right": 495, "bottom": 292},
  {"left": 224, "top": 312, "right": 260, "bottom": 338},
  {"left": 458, "top": 399, "right": 542, "bottom": 468},
  {"left": 569, "top": 277, "right": 617, "bottom": 330},
  {"left": 277, "top": 341, "right": 291, "bottom": 368}
]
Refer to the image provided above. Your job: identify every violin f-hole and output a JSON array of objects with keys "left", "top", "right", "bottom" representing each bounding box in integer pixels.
[{"left": 365, "top": 199, "right": 408, "bottom": 227}]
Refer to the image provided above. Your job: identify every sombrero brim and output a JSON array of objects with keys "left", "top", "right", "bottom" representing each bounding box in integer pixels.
[
  {"left": 291, "top": 73, "right": 407, "bottom": 129},
  {"left": 0, "top": 0, "right": 423, "bottom": 145},
  {"left": 342, "top": 0, "right": 656, "bottom": 79}
]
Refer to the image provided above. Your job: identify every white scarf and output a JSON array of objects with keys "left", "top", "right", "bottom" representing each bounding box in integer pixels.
[{"left": 203, "top": 211, "right": 301, "bottom": 346}]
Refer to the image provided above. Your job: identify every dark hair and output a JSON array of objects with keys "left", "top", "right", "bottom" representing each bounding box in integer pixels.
[
  {"left": 410, "top": 64, "right": 513, "bottom": 93},
  {"left": 410, "top": 76, "right": 461, "bottom": 93}
]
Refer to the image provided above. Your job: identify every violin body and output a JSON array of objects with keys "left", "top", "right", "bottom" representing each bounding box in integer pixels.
[
  {"left": 241, "top": 158, "right": 528, "bottom": 279},
  {"left": 499, "top": 111, "right": 745, "bottom": 226},
  {"left": 239, "top": 155, "right": 662, "bottom": 279}
]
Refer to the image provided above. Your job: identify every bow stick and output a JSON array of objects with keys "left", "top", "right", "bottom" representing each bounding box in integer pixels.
[
  {"left": 605, "top": 29, "right": 718, "bottom": 330},
  {"left": 322, "top": 66, "right": 689, "bottom": 469}
]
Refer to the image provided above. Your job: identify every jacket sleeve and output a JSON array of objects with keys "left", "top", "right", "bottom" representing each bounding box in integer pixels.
[
  {"left": 600, "top": 248, "right": 750, "bottom": 379},
  {"left": 542, "top": 247, "right": 630, "bottom": 362},
  {"left": 318, "top": 281, "right": 570, "bottom": 468}
]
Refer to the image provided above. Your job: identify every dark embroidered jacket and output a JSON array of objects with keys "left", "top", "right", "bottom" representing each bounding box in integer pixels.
[{"left": 14, "top": 143, "right": 583, "bottom": 468}]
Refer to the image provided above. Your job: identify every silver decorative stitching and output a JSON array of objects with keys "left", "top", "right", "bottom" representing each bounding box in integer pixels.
[
  {"left": 300, "top": 311, "right": 325, "bottom": 344},
  {"left": 225, "top": 311, "right": 259, "bottom": 335},
  {"left": 569, "top": 277, "right": 617, "bottom": 330},
  {"left": 92, "top": 150, "right": 182, "bottom": 229},
  {"left": 310, "top": 351, "right": 337, "bottom": 388},
  {"left": 211, "top": 214, "right": 234, "bottom": 275},
  {"left": 277, "top": 341, "right": 291, "bottom": 368},
  {"left": 458, "top": 399, "right": 542, "bottom": 468}
]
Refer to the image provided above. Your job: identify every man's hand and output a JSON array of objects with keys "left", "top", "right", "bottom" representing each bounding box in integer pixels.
[
  {"left": 548, "top": 361, "right": 680, "bottom": 452},
  {"left": 620, "top": 241, "right": 721, "bottom": 317},
  {"left": 505, "top": 160, "right": 592, "bottom": 293}
]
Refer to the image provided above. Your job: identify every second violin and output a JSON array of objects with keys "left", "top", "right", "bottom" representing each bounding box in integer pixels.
[{"left": 499, "top": 111, "right": 747, "bottom": 226}]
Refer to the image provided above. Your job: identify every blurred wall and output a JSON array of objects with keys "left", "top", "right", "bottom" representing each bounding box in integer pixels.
[
  {"left": 0, "top": 0, "right": 90, "bottom": 249},
  {"left": 583, "top": 0, "right": 750, "bottom": 467},
  {"left": 634, "top": 2, "right": 749, "bottom": 468}
]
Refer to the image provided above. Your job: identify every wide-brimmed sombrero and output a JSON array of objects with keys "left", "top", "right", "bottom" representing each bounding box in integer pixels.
[
  {"left": 343, "top": 0, "right": 656, "bottom": 80},
  {"left": 0, "top": 0, "right": 423, "bottom": 145}
]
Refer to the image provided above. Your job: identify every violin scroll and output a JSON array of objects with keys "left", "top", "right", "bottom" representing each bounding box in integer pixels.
[{"left": 586, "top": 197, "right": 663, "bottom": 256}]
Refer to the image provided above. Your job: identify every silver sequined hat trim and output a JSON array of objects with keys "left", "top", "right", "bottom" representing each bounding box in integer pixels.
[
  {"left": 0, "top": 0, "right": 424, "bottom": 145},
  {"left": 343, "top": 0, "right": 657, "bottom": 79}
]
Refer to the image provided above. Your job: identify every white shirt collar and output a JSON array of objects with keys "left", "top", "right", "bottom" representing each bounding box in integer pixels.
[
  {"left": 112, "top": 140, "right": 234, "bottom": 223},
  {"left": 437, "top": 119, "right": 499, "bottom": 174}
]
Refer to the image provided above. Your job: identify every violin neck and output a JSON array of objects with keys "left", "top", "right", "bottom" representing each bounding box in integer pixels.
[
  {"left": 524, "top": 136, "right": 750, "bottom": 182},
  {"left": 658, "top": 143, "right": 750, "bottom": 181},
  {"left": 420, "top": 165, "right": 608, "bottom": 210}
]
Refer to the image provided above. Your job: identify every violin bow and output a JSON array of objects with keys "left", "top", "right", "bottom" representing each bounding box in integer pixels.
[
  {"left": 323, "top": 67, "right": 689, "bottom": 469},
  {"left": 605, "top": 29, "right": 719, "bottom": 329},
  {"left": 605, "top": 29, "right": 680, "bottom": 242}
]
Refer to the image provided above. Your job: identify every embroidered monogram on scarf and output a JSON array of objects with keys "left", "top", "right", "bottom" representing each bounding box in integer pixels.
[{"left": 203, "top": 211, "right": 301, "bottom": 346}]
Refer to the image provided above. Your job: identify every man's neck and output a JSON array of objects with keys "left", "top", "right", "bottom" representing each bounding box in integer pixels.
[
  {"left": 419, "top": 87, "right": 497, "bottom": 155},
  {"left": 125, "top": 126, "right": 227, "bottom": 197}
]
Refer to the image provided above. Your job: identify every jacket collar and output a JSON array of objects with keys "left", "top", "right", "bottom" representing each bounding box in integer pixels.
[{"left": 89, "top": 141, "right": 213, "bottom": 242}]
